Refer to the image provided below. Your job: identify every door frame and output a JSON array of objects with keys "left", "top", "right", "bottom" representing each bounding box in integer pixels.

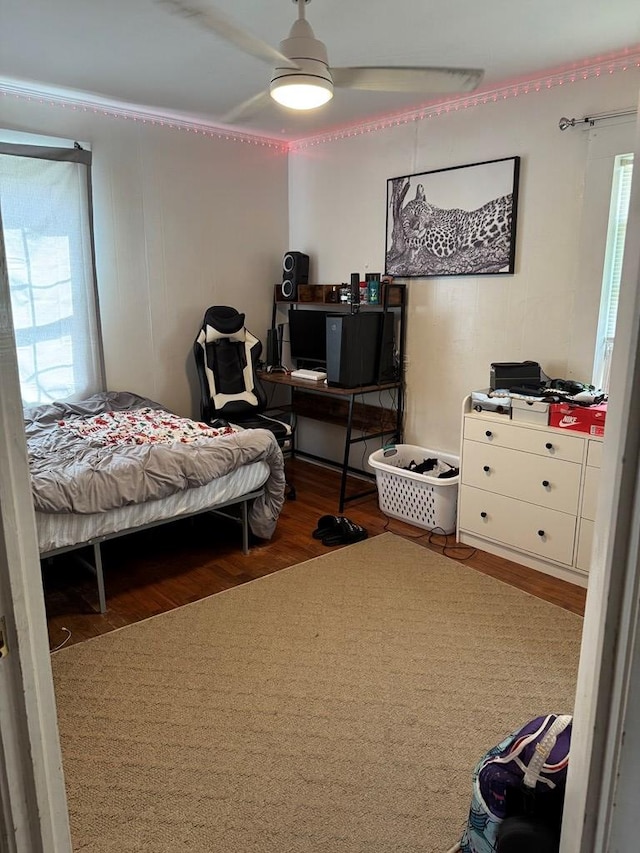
[
  {"left": 0, "top": 212, "right": 71, "bottom": 851},
  {"left": 561, "top": 95, "right": 640, "bottom": 852}
]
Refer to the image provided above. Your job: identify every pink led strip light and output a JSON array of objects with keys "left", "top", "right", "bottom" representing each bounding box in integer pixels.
[
  {"left": 0, "top": 80, "right": 289, "bottom": 152},
  {"left": 1, "top": 46, "right": 638, "bottom": 151},
  {"left": 289, "top": 47, "right": 640, "bottom": 150}
]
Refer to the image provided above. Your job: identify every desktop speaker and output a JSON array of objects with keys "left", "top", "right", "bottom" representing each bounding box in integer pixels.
[
  {"left": 350, "top": 272, "right": 361, "bottom": 306},
  {"left": 265, "top": 324, "right": 285, "bottom": 369},
  {"left": 281, "top": 251, "right": 309, "bottom": 300},
  {"left": 265, "top": 328, "right": 279, "bottom": 369},
  {"left": 326, "top": 313, "right": 381, "bottom": 388}
]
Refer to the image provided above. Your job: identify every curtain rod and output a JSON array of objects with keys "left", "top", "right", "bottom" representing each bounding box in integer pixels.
[{"left": 558, "top": 108, "right": 637, "bottom": 130}]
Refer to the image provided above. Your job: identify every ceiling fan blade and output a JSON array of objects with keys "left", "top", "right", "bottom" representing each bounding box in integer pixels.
[
  {"left": 157, "top": 0, "right": 300, "bottom": 69},
  {"left": 331, "top": 66, "right": 484, "bottom": 94},
  {"left": 220, "top": 90, "right": 272, "bottom": 124}
]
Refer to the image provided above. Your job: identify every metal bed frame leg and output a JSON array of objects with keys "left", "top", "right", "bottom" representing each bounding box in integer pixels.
[
  {"left": 71, "top": 542, "right": 107, "bottom": 614},
  {"left": 241, "top": 498, "right": 249, "bottom": 554},
  {"left": 92, "top": 543, "right": 107, "bottom": 614},
  {"left": 42, "top": 488, "right": 265, "bottom": 614}
]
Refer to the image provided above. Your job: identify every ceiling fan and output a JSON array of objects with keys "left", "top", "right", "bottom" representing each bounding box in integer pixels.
[{"left": 158, "top": 0, "right": 484, "bottom": 122}]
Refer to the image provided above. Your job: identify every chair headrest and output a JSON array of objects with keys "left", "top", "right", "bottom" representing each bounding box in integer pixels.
[{"left": 203, "top": 306, "right": 245, "bottom": 336}]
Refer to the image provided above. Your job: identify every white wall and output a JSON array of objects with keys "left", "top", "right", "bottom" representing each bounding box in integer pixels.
[
  {"left": 289, "top": 72, "right": 640, "bottom": 457},
  {"left": 3, "top": 71, "right": 638, "bottom": 446},
  {"left": 1, "top": 100, "right": 289, "bottom": 418}
]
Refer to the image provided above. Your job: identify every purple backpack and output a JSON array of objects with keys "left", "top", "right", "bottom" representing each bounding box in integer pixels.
[{"left": 459, "top": 714, "right": 572, "bottom": 853}]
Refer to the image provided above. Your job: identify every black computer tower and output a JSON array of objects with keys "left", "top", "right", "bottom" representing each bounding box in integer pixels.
[
  {"left": 377, "top": 311, "right": 396, "bottom": 382},
  {"left": 326, "top": 313, "right": 383, "bottom": 388}
]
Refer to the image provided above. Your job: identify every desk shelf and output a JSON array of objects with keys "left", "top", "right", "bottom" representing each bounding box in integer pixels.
[
  {"left": 293, "top": 391, "right": 398, "bottom": 434},
  {"left": 273, "top": 281, "right": 405, "bottom": 307}
]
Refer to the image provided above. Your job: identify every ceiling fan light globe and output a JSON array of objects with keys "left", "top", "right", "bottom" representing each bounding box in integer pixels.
[
  {"left": 270, "top": 77, "right": 333, "bottom": 110},
  {"left": 270, "top": 23, "right": 333, "bottom": 111}
]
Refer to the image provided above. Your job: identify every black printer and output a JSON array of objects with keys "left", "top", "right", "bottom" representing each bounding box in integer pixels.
[{"left": 490, "top": 361, "right": 542, "bottom": 390}]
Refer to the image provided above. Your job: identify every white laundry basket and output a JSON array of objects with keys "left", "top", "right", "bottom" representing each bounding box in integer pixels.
[{"left": 368, "top": 444, "right": 460, "bottom": 534}]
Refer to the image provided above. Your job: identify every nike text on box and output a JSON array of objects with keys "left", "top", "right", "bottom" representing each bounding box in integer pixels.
[{"left": 548, "top": 402, "right": 607, "bottom": 436}]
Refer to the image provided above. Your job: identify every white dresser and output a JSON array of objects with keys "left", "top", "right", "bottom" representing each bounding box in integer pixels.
[{"left": 457, "top": 397, "right": 602, "bottom": 586}]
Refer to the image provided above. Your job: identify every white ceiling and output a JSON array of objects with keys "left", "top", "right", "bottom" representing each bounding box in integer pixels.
[{"left": 2, "top": 0, "right": 639, "bottom": 141}]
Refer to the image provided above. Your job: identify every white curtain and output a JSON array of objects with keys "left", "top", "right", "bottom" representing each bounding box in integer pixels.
[{"left": 0, "top": 144, "right": 104, "bottom": 405}]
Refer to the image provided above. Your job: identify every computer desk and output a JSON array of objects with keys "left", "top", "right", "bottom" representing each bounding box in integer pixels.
[{"left": 259, "top": 370, "right": 403, "bottom": 512}]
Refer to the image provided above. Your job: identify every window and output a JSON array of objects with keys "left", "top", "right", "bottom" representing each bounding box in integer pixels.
[
  {"left": 593, "top": 153, "right": 634, "bottom": 391},
  {"left": 0, "top": 141, "right": 104, "bottom": 406}
]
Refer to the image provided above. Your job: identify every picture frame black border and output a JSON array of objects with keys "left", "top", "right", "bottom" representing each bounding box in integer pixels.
[{"left": 384, "top": 155, "right": 521, "bottom": 278}]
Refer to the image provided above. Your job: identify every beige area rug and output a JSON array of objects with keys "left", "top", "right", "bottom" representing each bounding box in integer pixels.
[{"left": 51, "top": 533, "right": 583, "bottom": 853}]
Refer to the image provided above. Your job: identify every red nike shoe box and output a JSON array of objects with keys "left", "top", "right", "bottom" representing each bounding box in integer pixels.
[{"left": 548, "top": 401, "right": 607, "bottom": 436}]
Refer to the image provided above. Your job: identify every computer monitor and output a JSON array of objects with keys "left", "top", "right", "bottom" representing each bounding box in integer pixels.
[{"left": 288, "top": 309, "right": 328, "bottom": 368}]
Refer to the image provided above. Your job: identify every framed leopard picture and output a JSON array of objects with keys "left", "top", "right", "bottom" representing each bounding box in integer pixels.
[{"left": 385, "top": 156, "right": 520, "bottom": 277}]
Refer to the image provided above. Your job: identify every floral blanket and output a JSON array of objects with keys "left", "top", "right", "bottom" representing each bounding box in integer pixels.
[
  {"left": 58, "top": 407, "right": 237, "bottom": 446},
  {"left": 24, "top": 391, "right": 286, "bottom": 539}
]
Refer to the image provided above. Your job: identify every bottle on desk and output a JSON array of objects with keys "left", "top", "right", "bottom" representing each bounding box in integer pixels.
[{"left": 366, "top": 273, "right": 381, "bottom": 304}]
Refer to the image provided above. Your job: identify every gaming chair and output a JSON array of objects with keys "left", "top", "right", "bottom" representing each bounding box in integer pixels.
[{"left": 194, "top": 306, "right": 295, "bottom": 497}]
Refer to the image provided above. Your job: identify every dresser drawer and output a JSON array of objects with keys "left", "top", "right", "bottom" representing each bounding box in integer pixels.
[
  {"left": 576, "top": 519, "right": 595, "bottom": 572},
  {"left": 464, "top": 415, "right": 585, "bottom": 463},
  {"left": 586, "top": 439, "right": 603, "bottom": 468},
  {"left": 581, "top": 466, "right": 600, "bottom": 521},
  {"left": 458, "top": 485, "right": 577, "bottom": 565},
  {"left": 462, "top": 440, "right": 581, "bottom": 514}
]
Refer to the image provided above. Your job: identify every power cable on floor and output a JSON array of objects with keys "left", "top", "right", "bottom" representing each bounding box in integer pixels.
[
  {"left": 380, "top": 512, "right": 477, "bottom": 560},
  {"left": 50, "top": 627, "right": 72, "bottom": 652}
]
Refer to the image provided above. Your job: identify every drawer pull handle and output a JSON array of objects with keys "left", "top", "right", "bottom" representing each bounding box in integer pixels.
[
  {"left": 545, "top": 442, "right": 553, "bottom": 450},
  {"left": 480, "top": 511, "right": 488, "bottom": 519},
  {"left": 483, "top": 465, "right": 490, "bottom": 472},
  {"left": 542, "top": 480, "right": 550, "bottom": 488},
  {"left": 537, "top": 529, "right": 545, "bottom": 537},
  {"left": 485, "top": 430, "right": 493, "bottom": 438}
]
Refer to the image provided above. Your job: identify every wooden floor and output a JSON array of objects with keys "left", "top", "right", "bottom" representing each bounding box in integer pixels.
[{"left": 43, "top": 458, "right": 586, "bottom": 650}]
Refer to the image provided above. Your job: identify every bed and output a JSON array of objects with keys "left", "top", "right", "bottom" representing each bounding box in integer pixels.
[{"left": 26, "top": 391, "right": 286, "bottom": 612}]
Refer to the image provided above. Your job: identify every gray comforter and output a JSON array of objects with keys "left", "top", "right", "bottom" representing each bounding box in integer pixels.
[{"left": 24, "top": 391, "right": 286, "bottom": 539}]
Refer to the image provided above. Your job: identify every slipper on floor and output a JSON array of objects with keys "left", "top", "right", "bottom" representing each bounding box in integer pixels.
[
  {"left": 321, "top": 517, "right": 368, "bottom": 547},
  {"left": 312, "top": 514, "right": 342, "bottom": 540}
]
